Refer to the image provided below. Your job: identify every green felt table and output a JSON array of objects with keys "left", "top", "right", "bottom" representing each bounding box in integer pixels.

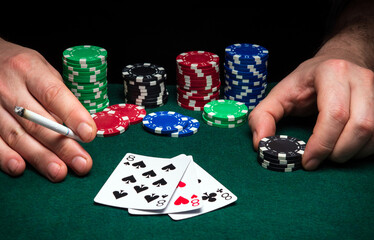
[{"left": 1, "top": 83, "right": 374, "bottom": 240}]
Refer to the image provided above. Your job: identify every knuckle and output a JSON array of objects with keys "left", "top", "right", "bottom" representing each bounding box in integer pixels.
[
  {"left": 5, "top": 50, "right": 39, "bottom": 74},
  {"left": 322, "top": 59, "right": 351, "bottom": 72},
  {"left": 4, "top": 125, "right": 26, "bottom": 149},
  {"left": 41, "top": 84, "right": 65, "bottom": 109},
  {"left": 361, "top": 68, "right": 374, "bottom": 84},
  {"left": 352, "top": 117, "right": 374, "bottom": 140},
  {"left": 327, "top": 105, "right": 349, "bottom": 126}
]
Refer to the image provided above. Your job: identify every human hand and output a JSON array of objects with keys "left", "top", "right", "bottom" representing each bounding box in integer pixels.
[
  {"left": 248, "top": 54, "right": 374, "bottom": 170},
  {"left": 0, "top": 39, "right": 97, "bottom": 182}
]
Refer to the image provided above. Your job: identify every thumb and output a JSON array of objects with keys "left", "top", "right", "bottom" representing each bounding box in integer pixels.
[{"left": 248, "top": 77, "right": 300, "bottom": 150}]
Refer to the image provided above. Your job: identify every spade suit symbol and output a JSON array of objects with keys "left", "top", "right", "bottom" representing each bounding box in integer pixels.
[
  {"left": 152, "top": 178, "right": 167, "bottom": 187},
  {"left": 142, "top": 170, "right": 157, "bottom": 178},
  {"left": 113, "top": 190, "right": 128, "bottom": 199},
  {"left": 122, "top": 175, "right": 136, "bottom": 184},
  {"left": 132, "top": 161, "right": 146, "bottom": 169},
  {"left": 161, "top": 164, "right": 176, "bottom": 172}
]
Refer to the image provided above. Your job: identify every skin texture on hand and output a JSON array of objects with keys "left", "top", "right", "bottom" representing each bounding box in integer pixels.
[
  {"left": 248, "top": 0, "right": 374, "bottom": 170},
  {"left": 0, "top": 39, "right": 97, "bottom": 182}
]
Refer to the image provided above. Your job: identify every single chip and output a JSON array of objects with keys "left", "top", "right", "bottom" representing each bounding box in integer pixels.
[
  {"left": 258, "top": 151, "right": 301, "bottom": 164},
  {"left": 122, "top": 63, "right": 166, "bottom": 82},
  {"left": 258, "top": 161, "right": 302, "bottom": 172},
  {"left": 142, "top": 111, "right": 189, "bottom": 134},
  {"left": 225, "top": 43, "right": 269, "bottom": 62},
  {"left": 258, "top": 135, "right": 306, "bottom": 160},
  {"left": 63, "top": 45, "right": 107, "bottom": 64},
  {"left": 203, "top": 99, "right": 248, "bottom": 121},
  {"left": 104, "top": 104, "right": 146, "bottom": 125},
  {"left": 92, "top": 111, "right": 130, "bottom": 137},
  {"left": 257, "top": 156, "right": 302, "bottom": 169},
  {"left": 176, "top": 51, "right": 219, "bottom": 69},
  {"left": 168, "top": 116, "right": 200, "bottom": 137},
  {"left": 201, "top": 113, "right": 246, "bottom": 128}
]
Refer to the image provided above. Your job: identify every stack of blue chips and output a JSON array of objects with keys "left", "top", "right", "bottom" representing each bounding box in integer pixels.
[{"left": 223, "top": 43, "right": 269, "bottom": 110}]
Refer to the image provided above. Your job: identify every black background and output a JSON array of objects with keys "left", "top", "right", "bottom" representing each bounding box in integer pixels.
[{"left": 1, "top": 4, "right": 334, "bottom": 85}]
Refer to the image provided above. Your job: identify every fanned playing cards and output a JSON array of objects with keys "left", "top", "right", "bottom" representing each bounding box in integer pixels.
[{"left": 94, "top": 153, "right": 237, "bottom": 220}]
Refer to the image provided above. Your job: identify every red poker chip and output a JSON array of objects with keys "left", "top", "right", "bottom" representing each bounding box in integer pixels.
[
  {"left": 177, "top": 72, "right": 220, "bottom": 81},
  {"left": 105, "top": 103, "right": 146, "bottom": 125},
  {"left": 177, "top": 78, "right": 220, "bottom": 86},
  {"left": 178, "top": 91, "right": 220, "bottom": 101},
  {"left": 177, "top": 95, "right": 218, "bottom": 107},
  {"left": 178, "top": 81, "right": 221, "bottom": 91},
  {"left": 92, "top": 111, "right": 130, "bottom": 137},
  {"left": 177, "top": 101, "right": 205, "bottom": 111},
  {"left": 177, "top": 65, "right": 219, "bottom": 75},
  {"left": 177, "top": 86, "right": 220, "bottom": 96},
  {"left": 176, "top": 51, "right": 220, "bottom": 69}
]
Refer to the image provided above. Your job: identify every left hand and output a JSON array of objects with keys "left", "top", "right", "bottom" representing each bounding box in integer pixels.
[{"left": 248, "top": 54, "right": 374, "bottom": 170}]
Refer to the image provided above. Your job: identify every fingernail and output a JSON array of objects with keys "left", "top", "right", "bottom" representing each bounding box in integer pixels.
[
  {"left": 47, "top": 162, "right": 61, "bottom": 180},
  {"left": 8, "top": 159, "right": 19, "bottom": 174},
  {"left": 72, "top": 156, "right": 87, "bottom": 173},
  {"left": 77, "top": 122, "right": 93, "bottom": 141},
  {"left": 304, "top": 158, "right": 321, "bottom": 170},
  {"left": 252, "top": 131, "right": 258, "bottom": 150}
]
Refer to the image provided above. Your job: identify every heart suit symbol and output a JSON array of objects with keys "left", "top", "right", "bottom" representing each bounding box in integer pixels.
[{"left": 174, "top": 196, "right": 189, "bottom": 205}]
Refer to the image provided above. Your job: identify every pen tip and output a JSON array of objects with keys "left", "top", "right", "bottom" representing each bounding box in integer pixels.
[{"left": 14, "top": 106, "right": 24, "bottom": 117}]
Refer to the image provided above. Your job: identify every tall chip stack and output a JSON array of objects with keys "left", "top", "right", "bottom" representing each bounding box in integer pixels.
[
  {"left": 122, "top": 63, "right": 169, "bottom": 108},
  {"left": 176, "top": 51, "right": 221, "bottom": 111},
  {"left": 224, "top": 43, "right": 268, "bottom": 110},
  {"left": 62, "top": 45, "right": 109, "bottom": 114}
]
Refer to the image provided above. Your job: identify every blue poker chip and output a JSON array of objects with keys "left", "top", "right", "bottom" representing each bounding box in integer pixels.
[
  {"left": 224, "top": 92, "right": 265, "bottom": 103},
  {"left": 168, "top": 116, "right": 200, "bottom": 137},
  {"left": 225, "top": 43, "right": 269, "bottom": 62},
  {"left": 224, "top": 91, "right": 265, "bottom": 101},
  {"left": 225, "top": 61, "right": 267, "bottom": 73},
  {"left": 224, "top": 65, "right": 267, "bottom": 78},
  {"left": 224, "top": 85, "right": 266, "bottom": 96},
  {"left": 142, "top": 111, "right": 189, "bottom": 134}
]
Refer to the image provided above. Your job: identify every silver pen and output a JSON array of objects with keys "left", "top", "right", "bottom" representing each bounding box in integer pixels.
[{"left": 14, "top": 106, "right": 83, "bottom": 142}]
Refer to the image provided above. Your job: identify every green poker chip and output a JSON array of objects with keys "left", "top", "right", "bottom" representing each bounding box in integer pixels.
[
  {"left": 202, "top": 112, "right": 246, "bottom": 125},
  {"left": 63, "top": 45, "right": 107, "bottom": 64},
  {"left": 201, "top": 113, "right": 246, "bottom": 128},
  {"left": 203, "top": 99, "right": 248, "bottom": 121}
]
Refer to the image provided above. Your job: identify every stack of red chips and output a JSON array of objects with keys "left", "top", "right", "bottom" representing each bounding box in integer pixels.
[{"left": 176, "top": 51, "right": 221, "bottom": 111}]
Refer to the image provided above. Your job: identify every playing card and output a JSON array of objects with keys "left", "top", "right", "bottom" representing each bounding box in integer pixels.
[
  {"left": 128, "top": 159, "right": 203, "bottom": 215},
  {"left": 168, "top": 162, "right": 238, "bottom": 220},
  {"left": 94, "top": 153, "right": 192, "bottom": 210}
]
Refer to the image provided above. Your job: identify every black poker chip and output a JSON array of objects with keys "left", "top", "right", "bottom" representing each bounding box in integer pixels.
[
  {"left": 257, "top": 156, "right": 302, "bottom": 169},
  {"left": 258, "top": 151, "right": 302, "bottom": 164},
  {"left": 256, "top": 135, "right": 305, "bottom": 173},
  {"left": 258, "top": 135, "right": 306, "bottom": 160},
  {"left": 122, "top": 63, "right": 166, "bottom": 82},
  {"left": 258, "top": 161, "right": 302, "bottom": 172}
]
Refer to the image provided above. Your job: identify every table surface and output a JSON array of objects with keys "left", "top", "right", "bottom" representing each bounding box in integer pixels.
[{"left": 1, "top": 84, "right": 374, "bottom": 240}]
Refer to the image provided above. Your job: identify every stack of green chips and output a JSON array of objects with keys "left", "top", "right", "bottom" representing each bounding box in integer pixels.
[
  {"left": 62, "top": 45, "right": 109, "bottom": 114},
  {"left": 202, "top": 99, "right": 249, "bottom": 128}
]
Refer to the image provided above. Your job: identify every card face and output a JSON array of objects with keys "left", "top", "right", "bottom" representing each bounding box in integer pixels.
[
  {"left": 168, "top": 162, "right": 238, "bottom": 220},
  {"left": 128, "top": 159, "right": 203, "bottom": 215},
  {"left": 94, "top": 153, "right": 192, "bottom": 210}
]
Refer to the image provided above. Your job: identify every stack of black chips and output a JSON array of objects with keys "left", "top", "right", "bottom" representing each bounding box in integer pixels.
[
  {"left": 257, "top": 135, "right": 306, "bottom": 172},
  {"left": 122, "top": 63, "right": 169, "bottom": 108}
]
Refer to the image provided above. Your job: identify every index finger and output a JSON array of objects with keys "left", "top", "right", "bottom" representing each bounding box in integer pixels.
[{"left": 25, "top": 58, "right": 97, "bottom": 142}]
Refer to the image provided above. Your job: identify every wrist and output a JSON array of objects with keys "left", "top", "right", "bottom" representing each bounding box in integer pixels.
[{"left": 315, "top": 33, "right": 374, "bottom": 71}]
